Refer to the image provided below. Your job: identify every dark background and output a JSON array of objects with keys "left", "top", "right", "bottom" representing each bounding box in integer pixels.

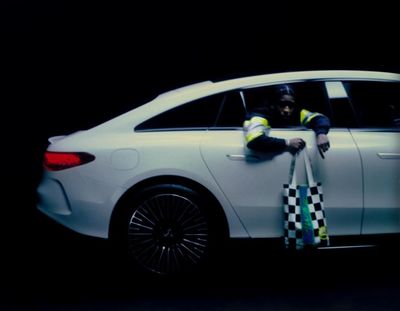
[
  {"left": 2, "top": 1, "right": 399, "bottom": 139},
  {"left": 2, "top": 1, "right": 400, "bottom": 309}
]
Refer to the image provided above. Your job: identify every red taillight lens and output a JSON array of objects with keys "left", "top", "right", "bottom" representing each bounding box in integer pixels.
[{"left": 44, "top": 151, "right": 95, "bottom": 171}]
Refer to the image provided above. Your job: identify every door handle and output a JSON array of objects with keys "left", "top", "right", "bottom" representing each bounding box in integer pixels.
[
  {"left": 377, "top": 153, "right": 400, "bottom": 159},
  {"left": 226, "top": 154, "right": 260, "bottom": 161}
]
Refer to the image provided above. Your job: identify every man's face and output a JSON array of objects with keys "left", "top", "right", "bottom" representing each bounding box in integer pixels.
[{"left": 277, "top": 94, "right": 295, "bottom": 119}]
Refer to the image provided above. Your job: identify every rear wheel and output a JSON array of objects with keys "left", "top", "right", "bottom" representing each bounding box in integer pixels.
[{"left": 120, "top": 184, "right": 219, "bottom": 276}]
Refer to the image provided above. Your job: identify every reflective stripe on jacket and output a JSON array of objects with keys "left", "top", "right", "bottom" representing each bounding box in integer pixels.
[
  {"left": 300, "top": 109, "right": 324, "bottom": 126},
  {"left": 243, "top": 108, "right": 330, "bottom": 152},
  {"left": 243, "top": 116, "right": 270, "bottom": 143}
]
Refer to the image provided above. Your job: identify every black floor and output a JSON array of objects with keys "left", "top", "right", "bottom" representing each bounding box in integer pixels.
[
  {"left": 3, "top": 196, "right": 400, "bottom": 310},
  {"left": 2, "top": 162, "right": 400, "bottom": 310}
]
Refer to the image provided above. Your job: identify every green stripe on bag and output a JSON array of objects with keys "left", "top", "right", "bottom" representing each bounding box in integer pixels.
[{"left": 299, "top": 185, "right": 315, "bottom": 246}]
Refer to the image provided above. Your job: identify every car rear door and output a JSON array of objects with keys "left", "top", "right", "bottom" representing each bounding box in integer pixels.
[{"left": 201, "top": 82, "right": 363, "bottom": 238}]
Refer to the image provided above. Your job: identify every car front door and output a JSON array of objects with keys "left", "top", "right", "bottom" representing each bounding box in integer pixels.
[{"left": 201, "top": 82, "right": 363, "bottom": 238}]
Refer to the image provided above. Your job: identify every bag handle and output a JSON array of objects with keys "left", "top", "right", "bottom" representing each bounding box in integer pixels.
[
  {"left": 303, "top": 148, "right": 316, "bottom": 185},
  {"left": 288, "top": 152, "right": 298, "bottom": 187},
  {"left": 288, "top": 148, "right": 316, "bottom": 186}
]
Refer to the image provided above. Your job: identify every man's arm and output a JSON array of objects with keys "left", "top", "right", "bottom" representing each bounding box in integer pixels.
[
  {"left": 300, "top": 109, "right": 331, "bottom": 158},
  {"left": 243, "top": 113, "right": 305, "bottom": 153}
]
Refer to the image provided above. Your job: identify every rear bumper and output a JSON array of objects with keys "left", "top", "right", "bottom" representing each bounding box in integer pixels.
[{"left": 36, "top": 173, "right": 125, "bottom": 239}]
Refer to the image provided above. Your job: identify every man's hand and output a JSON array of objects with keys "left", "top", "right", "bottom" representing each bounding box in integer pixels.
[
  {"left": 317, "top": 134, "right": 330, "bottom": 159},
  {"left": 287, "top": 138, "right": 306, "bottom": 154}
]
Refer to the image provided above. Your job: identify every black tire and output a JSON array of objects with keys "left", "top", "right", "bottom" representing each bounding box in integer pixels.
[{"left": 119, "top": 184, "right": 221, "bottom": 277}]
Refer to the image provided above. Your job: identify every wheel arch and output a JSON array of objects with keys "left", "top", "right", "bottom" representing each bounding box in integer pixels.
[{"left": 109, "top": 175, "right": 230, "bottom": 240}]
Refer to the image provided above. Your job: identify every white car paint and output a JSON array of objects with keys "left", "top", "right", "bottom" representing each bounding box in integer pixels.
[
  {"left": 201, "top": 129, "right": 363, "bottom": 237},
  {"left": 37, "top": 70, "right": 400, "bottom": 243},
  {"left": 351, "top": 131, "right": 400, "bottom": 234}
]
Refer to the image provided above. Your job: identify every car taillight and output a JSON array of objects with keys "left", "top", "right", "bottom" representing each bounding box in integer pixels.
[{"left": 44, "top": 151, "right": 95, "bottom": 171}]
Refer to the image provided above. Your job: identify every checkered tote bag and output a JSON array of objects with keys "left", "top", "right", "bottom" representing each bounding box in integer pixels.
[{"left": 283, "top": 149, "right": 329, "bottom": 250}]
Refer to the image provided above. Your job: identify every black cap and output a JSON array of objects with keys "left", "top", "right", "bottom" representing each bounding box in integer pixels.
[{"left": 274, "top": 84, "right": 295, "bottom": 98}]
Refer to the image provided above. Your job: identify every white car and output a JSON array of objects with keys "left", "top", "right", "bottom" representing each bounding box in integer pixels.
[{"left": 37, "top": 70, "right": 400, "bottom": 275}]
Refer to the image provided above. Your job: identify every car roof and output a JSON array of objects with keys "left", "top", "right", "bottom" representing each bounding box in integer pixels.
[
  {"left": 90, "top": 70, "right": 400, "bottom": 133},
  {"left": 216, "top": 70, "right": 399, "bottom": 88},
  {"left": 157, "top": 70, "right": 400, "bottom": 100}
]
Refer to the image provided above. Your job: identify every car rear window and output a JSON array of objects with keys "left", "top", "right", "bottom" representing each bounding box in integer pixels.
[{"left": 135, "top": 94, "right": 224, "bottom": 131}]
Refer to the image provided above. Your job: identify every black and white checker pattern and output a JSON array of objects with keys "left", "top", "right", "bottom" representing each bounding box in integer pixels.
[
  {"left": 307, "top": 182, "right": 329, "bottom": 246},
  {"left": 283, "top": 183, "right": 303, "bottom": 250},
  {"left": 283, "top": 182, "right": 329, "bottom": 249}
]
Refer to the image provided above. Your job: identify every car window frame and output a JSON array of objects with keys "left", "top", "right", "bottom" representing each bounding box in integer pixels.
[
  {"left": 134, "top": 93, "right": 226, "bottom": 132},
  {"left": 134, "top": 77, "right": 400, "bottom": 133}
]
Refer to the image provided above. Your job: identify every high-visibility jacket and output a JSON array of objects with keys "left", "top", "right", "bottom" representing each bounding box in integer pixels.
[{"left": 243, "top": 109, "right": 330, "bottom": 152}]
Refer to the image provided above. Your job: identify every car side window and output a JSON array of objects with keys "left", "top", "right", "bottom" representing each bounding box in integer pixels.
[
  {"left": 240, "top": 82, "right": 330, "bottom": 128},
  {"left": 213, "top": 91, "right": 247, "bottom": 128},
  {"left": 325, "top": 81, "right": 358, "bottom": 128},
  {"left": 290, "top": 82, "right": 330, "bottom": 117},
  {"left": 344, "top": 81, "right": 400, "bottom": 128},
  {"left": 135, "top": 94, "right": 224, "bottom": 131}
]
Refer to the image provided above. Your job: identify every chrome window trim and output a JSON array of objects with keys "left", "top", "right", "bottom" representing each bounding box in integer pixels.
[
  {"left": 349, "top": 128, "right": 400, "bottom": 132},
  {"left": 135, "top": 127, "right": 209, "bottom": 133}
]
